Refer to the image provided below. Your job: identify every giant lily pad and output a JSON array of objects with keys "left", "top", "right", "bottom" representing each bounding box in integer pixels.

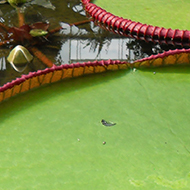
[
  {"left": 95, "top": 0, "right": 190, "bottom": 30},
  {"left": 1, "top": 67, "right": 190, "bottom": 189},
  {"left": 0, "top": 0, "right": 190, "bottom": 189}
]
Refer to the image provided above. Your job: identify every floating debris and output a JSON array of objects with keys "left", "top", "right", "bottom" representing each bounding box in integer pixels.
[
  {"left": 77, "top": 138, "right": 80, "bottom": 142},
  {"left": 101, "top": 119, "right": 116, "bottom": 127},
  {"left": 133, "top": 68, "right": 137, "bottom": 72},
  {"left": 7, "top": 45, "right": 33, "bottom": 72},
  {"left": 153, "top": 72, "right": 156, "bottom": 75}
]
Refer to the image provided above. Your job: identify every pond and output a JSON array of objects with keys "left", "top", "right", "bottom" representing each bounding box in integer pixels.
[
  {"left": 1, "top": 1, "right": 190, "bottom": 189},
  {"left": 0, "top": 0, "right": 186, "bottom": 86}
]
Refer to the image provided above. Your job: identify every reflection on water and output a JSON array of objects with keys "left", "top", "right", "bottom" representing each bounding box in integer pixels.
[
  {"left": 0, "top": 0, "right": 187, "bottom": 86},
  {"left": 57, "top": 23, "right": 133, "bottom": 63},
  {"left": 56, "top": 21, "right": 166, "bottom": 64},
  {"left": 0, "top": 57, "right": 6, "bottom": 70}
]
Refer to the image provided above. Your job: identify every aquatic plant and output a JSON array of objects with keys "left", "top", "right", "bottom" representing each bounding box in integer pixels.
[
  {"left": 0, "top": 0, "right": 190, "bottom": 102},
  {"left": 0, "top": 0, "right": 91, "bottom": 71}
]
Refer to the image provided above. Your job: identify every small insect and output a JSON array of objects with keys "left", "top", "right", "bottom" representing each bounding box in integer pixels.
[
  {"left": 103, "top": 141, "right": 106, "bottom": 145},
  {"left": 101, "top": 119, "right": 116, "bottom": 127}
]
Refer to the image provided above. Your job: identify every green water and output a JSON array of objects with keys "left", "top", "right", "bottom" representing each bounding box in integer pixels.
[
  {"left": 95, "top": 0, "right": 190, "bottom": 30},
  {"left": 1, "top": 67, "right": 190, "bottom": 189}
]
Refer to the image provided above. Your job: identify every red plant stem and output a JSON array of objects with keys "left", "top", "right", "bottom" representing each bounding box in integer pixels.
[
  {"left": 28, "top": 47, "right": 54, "bottom": 68},
  {"left": 69, "top": 19, "right": 93, "bottom": 26},
  {"left": 0, "top": 22, "right": 10, "bottom": 32},
  {"left": 49, "top": 19, "right": 93, "bottom": 34},
  {"left": 17, "top": 8, "right": 25, "bottom": 27},
  {"left": 48, "top": 26, "right": 62, "bottom": 35}
]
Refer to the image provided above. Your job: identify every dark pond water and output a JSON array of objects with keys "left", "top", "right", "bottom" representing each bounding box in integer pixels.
[{"left": 0, "top": 0, "right": 187, "bottom": 86}]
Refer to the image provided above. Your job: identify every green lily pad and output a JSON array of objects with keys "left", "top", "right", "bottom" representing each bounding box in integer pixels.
[
  {"left": 95, "top": 0, "right": 190, "bottom": 30},
  {"left": 1, "top": 0, "right": 190, "bottom": 189},
  {"left": 0, "top": 67, "right": 190, "bottom": 189}
]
